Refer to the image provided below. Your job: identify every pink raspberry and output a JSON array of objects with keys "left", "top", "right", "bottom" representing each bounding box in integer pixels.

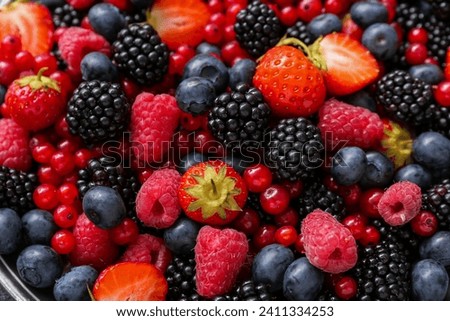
[
  {"left": 0, "top": 118, "right": 31, "bottom": 171},
  {"left": 318, "top": 98, "right": 384, "bottom": 149},
  {"left": 58, "top": 27, "right": 110, "bottom": 75},
  {"left": 136, "top": 168, "right": 181, "bottom": 229},
  {"left": 69, "top": 214, "right": 119, "bottom": 271},
  {"left": 195, "top": 226, "right": 248, "bottom": 298},
  {"left": 120, "top": 234, "right": 172, "bottom": 272},
  {"left": 130, "top": 93, "right": 181, "bottom": 165},
  {"left": 301, "top": 209, "right": 358, "bottom": 274},
  {"left": 377, "top": 181, "right": 422, "bottom": 226}
]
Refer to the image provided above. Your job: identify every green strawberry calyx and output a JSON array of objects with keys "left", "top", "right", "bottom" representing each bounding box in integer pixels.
[
  {"left": 16, "top": 67, "right": 61, "bottom": 92},
  {"left": 276, "top": 36, "right": 327, "bottom": 71}
]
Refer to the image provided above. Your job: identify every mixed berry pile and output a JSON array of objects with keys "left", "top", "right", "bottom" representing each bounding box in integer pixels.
[{"left": 0, "top": 0, "right": 450, "bottom": 301}]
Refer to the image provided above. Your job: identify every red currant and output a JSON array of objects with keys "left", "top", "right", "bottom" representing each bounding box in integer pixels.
[
  {"left": 0, "top": 60, "right": 18, "bottom": 85},
  {"left": 121, "top": 77, "right": 141, "bottom": 100},
  {"left": 334, "top": 276, "right": 357, "bottom": 300},
  {"left": 359, "top": 225, "right": 381, "bottom": 247},
  {"left": 57, "top": 183, "right": 79, "bottom": 205},
  {"left": 54, "top": 116, "right": 73, "bottom": 139},
  {"left": 280, "top": 180, "right": 303, "bottom": 199},
  {"left": 208, "top": 0, "right": 224, "bottom": 14},
  {"left": 243, "top": 164, "right": 273, "bottom": 193},
  {"left": 209, "top": 12, "right": 226, "bottom": 27},
  {"left": 204, "top": 23, "right": 223, "bottom": 44},
  {"left": 34, "top": 54, "right": 58, "bottom": 75},
  {"left": 51, "top": 229, "right": 76, "bottom": 254},
  {"left": 138, "top": 169, "right": 154, "bottom": 184},
  {"left": 338, "top": 184, "right": 361, "bottom": 208},
  {"left": 74, "top": 149, "right": 92, "bottom": 168},
  {"left": 342, "top": 17, "right": 363, "bottom": 41},
  {"left": 224, "top": 24, "right": 236, "bottom": 42},
  {"left": 324, "top": 0, "right": 350, "bottom": 16},
  {"left": 14, "top": 51, "right": 35, "bottom": 72},
  {"left": 294, "top": 234, "right": 305, "bottom": 253},
  {"left": 411, "top": 210, "right": 438, "bottom": 237},
  {"left": 176, "top": 44, "right": 196, "bottom": 62},
  {"left": 64, "top": 171, "right": 79, "bottom": 184},
  {"left": 359, "top": 188, "right": 383, "bottom": 218},
  {"left": 297, "top": 0, "right": 323, "bottom": 23},
  {"left": 50, "top": 151, "right": 75, "bottom": 176},
  {"left": 405, "top": 43, "right": 428, "bottom": 65},
  {"left": 110, "top": 218, "right": 139, "bottom": 245},
  {"left": 274, "top": 207, "right": 299, "bottom": 227},
  {"left": 180, "top": 112, "right": 203, "bottom": 131},
  {"left": 407, "top": 27, "right": 428, "bottom": 44},
  {"left": 1, "top": 35, "right": 22, "bottom": 61},
  {"left": 169, "top": 52, "right": 187, "bottom": 75},
  {"left": 323, "top": 175, "right": 339, "bottom": 192},
  {"left": 32, "top": 143, "right": 56, "bottom": 164},
  {"left": 424, "top": 57, "right": 439, "bottom": 66},
  {"left": 253, "top": 224, "right": 277, "bottom": 250},
  {"left": 434, "top": 81, "right": 450, "bottom": 107},
  {"left": 33, "top": 183, "right": 59, "bottom": 210},
  {"left": 379, "top": 0, "right": 397, "bottom": 22},
  {"left": 260, "top": 185, "right": 291, "bottom": 215},
  {"left": 37, "top": 166, "right": 62, "bottom": 186},
  {"left": 274, "top": 225, "right": 297, "bottom": 247},
  {"left": 225, "top": 4, "right": 244, "bottom": 25},
  {"left": 193, "top": 130, "right": 218, "bottom": 154},
  {"left": 342, "top": 213, "right": 367, "bottom": 239},
  {"left": 232, "top": 208, "right": 261, "bottom": 236},
  {"left": 57, "top": 138, "right": 81, "bottom": 154},
  {"left": 279, "top": 6, "right": 298, "bottom": 26},
  {"left": 53, "top": 204, "right": 79, "bottom": 228},
  {"left": 221, "top": 40, "right": 249, "bottom": 66}
]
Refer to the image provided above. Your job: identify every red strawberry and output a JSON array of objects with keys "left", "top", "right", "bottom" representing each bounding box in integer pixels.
[
  {"left": 317, "top": 33, "right": 380, "bottom": 96},
  {"left": 195, "top": 226, "right": 248, "bottom": 298},
  {"left": 342, "top": 15, "right": 363, "bottom": 41},
  {"left": 0, "top": 2, "right": 53, "bottom": 56},
  {"left": 120, "top": 234, "right": 172, "bottom": 272},
  {"left": 178, "top": 160, "right": 248, "bottom": 226},
  {"left": 253, "top": 45, "right": 326, "bottom": 118},
  {"left": 5, "top": 68, "right": 66, "bottom": 132},
  {"left": 0, "top": 118, "right": 31, "bottom": 171},
  {"left": 93, "top": 262, "right": 168, "bottom": 301},
  {"left": 148, "top": 0, "right": 211, "bottom": 50},
  {"left": 318, "top": 98, "right": 384, "bottom": 150}
]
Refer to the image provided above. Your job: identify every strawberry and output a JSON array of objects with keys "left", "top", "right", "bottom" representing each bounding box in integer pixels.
[
  {"left": 5, "top": 68, "right": 66, "bottom": 131},
  {"left": 147, "top": 0, "right": 210, "bottom": 50},
  {"left": 253, "top": 45, "right": 326, "bottom": 118},
  {"left": 317, "top": 33, "right": 380, "bottom": 96},
  {"left": 0, "top": 2, "right": 53, "bottom": 56},
  {"left": 93, "top": 262, "right": 168, "bottom": 301},
  {"left": 178, "top": 160, "right": 248, "bottom": 226}
]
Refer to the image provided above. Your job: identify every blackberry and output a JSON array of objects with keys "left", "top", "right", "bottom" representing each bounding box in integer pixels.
[
  {"left": 77, "top": 156, "right": 140, "bottom": 216},
  {"left": 51, "top": 45, "right": 67, "bottom": 70},
  {"left": 265, "top": 118, "right": 324, "bottom": 181},
  {"left": 234, "top": 1, "right": 284, "bottom": 58},
  {"left": 298, "top": 181, "right": 345, "bottom": 221},
  {"left": 423, "top": 102, "right": 450, "bottom": 139},
  {"left": 317, "top": 289, "right": 340, "bottom": 301},
  {"left": 208, "top": 83, "right": 270, "bottom": 148},
  {"left": 52, "top": 4, "right": 83, "bottom": 28},
  {"left": 354, "top": 239, "right": 411, "bottom": 300},
  {"left": 66, "top": 80, "right": 130, "bottom": 145},
  {"left": 427, "top": 0, "right": 450, "bottom": 20},
  {"left": 286, "top": 20, "right": 313, "bottom": 45},
  {"left": 395, "top": 2, "right": 428, "bottom": 31},
  {"left": 123, "top": 9, "right": 147, "bottom": 25},
  {"left": 213, "top": 280, "right": 274, "bottom": 301},
  {"left": 0, "top": 166, "right": 38, "bottom": 214},
  {"left": 113, "top": 23, "right": 169, "bottom": 86},
  {"left": 375, "top": 70, "right": 433, "bottom": 126},
  {"left": 424, "top": 15, "right": 450, "bottom": 66},
  {"left": 165, "top": 257, "right": 200, "bottom": 301},
  {"left": 422, "top": 178, "right": 450, "bottom": 230}
]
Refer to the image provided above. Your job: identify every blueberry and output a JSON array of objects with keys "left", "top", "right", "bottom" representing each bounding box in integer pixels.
[
  {"left": 283, "top": 257, "right": 324, "bottom": 301},
  {"left": 412, "top": 259, "right": 449, "bottom": 301},
  {"left": 413, "top": 132, "right": 450, "bottom": 171},
  {"left": 0, "top": 85, "right": 6, "bottom": 105},
  {"left": 252, "top": 244, "right": 294, "bottom": 292},
  {"left": 307, "top": 13, "right": 342, "bottom": 39},
  {"left": 196, "top": 43, "right": 221, "bottom": 56},
  {"left": 182, "top": 54, "right": 229, "bottom": 93},
  {"left": 81, "top": 52, "right": 119, "bottom": 82},
  {"left": 350, "top": 1, "right": 388, "bottom": 28},
  {"left": 53, "top": 266, "right": 98, "bottom": 301},
  {"left": 16, "top": 245, "right": 62, "bottom": 288},
  {"left": 360, "top": 151, "right": 394, "bottom": 188},
  {"left": 394, "top": 164, "right": 432, "bottom": 189},
  {"left": 82, "top": 186, "right": 126, "bottom": 229},
  {"left": 130, "top": 0, "right": 153, "bottom": 9},
  {"left": 177, "top": 152, "right": 207, "bottom": 174},
  {"left": 163, "top": 217, "right": 200, "bottom": 256},
  {"left": 229, "top": 59, "right": 256, "bottom": 91},
  {"left": 331, "top": 147, "right": 367, "bottom": 186},
  {"left": 420, "top": 231, "right": 450, "bottom": 267},
  {"left": 88, "top": 3, "right": 126, "bottom": 43},
  {"left": 175, "top": 77, "right": 216, "bottom": 115},
  {"left": 344, "top": 90, "right": 377, "bottom": 112},
  {"left": 22, "top": 209, "right": 58, "bottom": 245},
  {"left": 362, "top": 23, "right": 398, "bottom": 61},
  {"left": 409, "top": 64, "right": 444, "bottom": 85},
  {"left": 0, "top": 208, "right": 22, "bottom": 255}
]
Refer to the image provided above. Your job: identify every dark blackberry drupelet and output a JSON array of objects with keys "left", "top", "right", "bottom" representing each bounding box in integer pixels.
[
  {"left": 66, "top": 80, "right": 130, "bottom": 145},
  {"left": 52, "top": 4, "right": 83, "bottom": 28},
  {"left": 354, "top": 240, "right": 411, "bottom": 301},
  {"left": 427, "top": 0, "right": 450, "bottom": 20},
  {"left": 165, "top": 257, "right": 201, "bottom": 301},
  {"left": 298, "top": 181, "right": 345, "bottom": 221},
  {"left": 113, "top": 23, "right": 169, "bottom": 86},
  {"left": 123, "top": 9, "right": 147, "bottom": 25},
  {"left": 213, "top": 280, "right": 274, "bottom": 301},
  {"left": 317, "top": 289, "right": 340, "bottom": 301},
  {"left": 395, "top": 2, "right": 428, "bottom": 31},
  {"left": 265, "top": 118, "right": 324, "bottom": 182},
  {"left": 0, "top": 166, "right": 38, "bottom": 214},
  {"left": 286, "top": 20, "right": 313, "bottom": 45},
  {"left": 208, "top": 83, "right": 270, "bottom": 148},
  {"left": 234, "top": 1, "right": 284, "bottom": 58},
  {"left": 423, "top": 15, "right": 450, "bottom": 66},
  {"left": 423, "top": 103, "right": 450, "bottom": 139},
  {"left": 422, "top": 178, "right": 450, "bottom": 230},
  {"left": 376, "top": 70, "right": 433, "bottom": 126},
  {"left": 77, "top": 156, "right": 140, "bottom": 216}
]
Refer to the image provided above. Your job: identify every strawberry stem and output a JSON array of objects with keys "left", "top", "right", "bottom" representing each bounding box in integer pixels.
[
  {"left": 276, "top": 37, "right": 328, "bottom": 71},
  {"left": 36, "top": 67, "right": 48, "bottom": 81}
]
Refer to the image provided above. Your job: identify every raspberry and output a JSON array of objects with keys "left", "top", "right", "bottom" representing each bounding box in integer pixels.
[
  {"left": 57, "top": 27, "right": 111, "bottom": 75},
  {"left": 195, "top": 226, "right": 248, "bottom": 298},
  {"left": 377, "top": 181, "right": 422, "bottom": 226},
  {"left": 318, "top": 98, "right": 384, "bottom": 150},
  {"left": 130, "top": 93, "right": 181, "bottom": 165},
  {"left": 69, "top": 214, "right": 119, "bottom": 271},
  {"left": 135, "top": 168, "right": 181, "bottom": 229},
  {"left": 120, "top": 234, "right": 172, "bottom": 272},
  {"left": 66, "top": 0, "right": 96, "bottom": 10},
  {"left": 0, "top": 118, "right": 31, "bottom": 171},
  {"left": 301, "top": 209, "right": 358, "bottom": 274}
]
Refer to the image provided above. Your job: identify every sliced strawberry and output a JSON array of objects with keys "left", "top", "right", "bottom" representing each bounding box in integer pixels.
[
  {"left": 93, "top": 262, "right": 168, "bottom": 301},
  {"left": 318, "top": 33, "right": 380, "bottom": 96},
  {"left": 0, "top": 3, "right": 53, "bottom": 56},
  {"left": 147, "top": 0, "right": 210, "bottom": 50}
]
